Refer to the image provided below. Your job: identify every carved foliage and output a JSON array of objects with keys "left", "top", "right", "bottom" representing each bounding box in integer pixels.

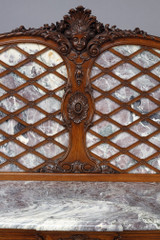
[
  {"left": 67, "top": 92, "right": 89, "bottom": 124},
  {"left": 87, "top": 25, "right": 150, "bottom": 57},
  {"left": 0, "top": 6, "right": 151, "bottom": 58},
  {"left": 38, "top": 160, "right": 120, "bottom": 173}
]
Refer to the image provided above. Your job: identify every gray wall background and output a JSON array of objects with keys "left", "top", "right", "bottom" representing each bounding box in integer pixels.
[{"left": 0, "top": 0, "right": 159, "bottom": 37}]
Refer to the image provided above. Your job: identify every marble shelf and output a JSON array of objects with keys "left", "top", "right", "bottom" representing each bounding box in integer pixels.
[{"left": 0, "top": 181, "right": 160, "bottom": 232}]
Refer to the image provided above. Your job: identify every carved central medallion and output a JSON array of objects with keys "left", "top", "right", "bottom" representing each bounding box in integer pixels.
[{"left": 67, "top": 92, "right": 89, "bottom": 124}]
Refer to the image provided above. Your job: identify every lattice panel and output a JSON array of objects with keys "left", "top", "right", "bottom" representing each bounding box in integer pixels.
[
  {"left": 87, "top": 45, "right": 160, "bottom": 174},
  {"left": 0, "top": 43, "right": 69, "bottom": 172}
]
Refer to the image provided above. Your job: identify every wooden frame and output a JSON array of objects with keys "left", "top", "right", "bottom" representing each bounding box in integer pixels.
[
  {"left": 0, "top": 229, "right": 160, "bottom": 240},
  {"left": 0, "top": 6, "right": 159, "bottom": 181}
]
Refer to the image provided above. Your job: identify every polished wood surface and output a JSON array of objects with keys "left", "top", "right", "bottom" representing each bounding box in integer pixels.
[{"left": 0, "top": 230, "right": 160, "bottom": 240}]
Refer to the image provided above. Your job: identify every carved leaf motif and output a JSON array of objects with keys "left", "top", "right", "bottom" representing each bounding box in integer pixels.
[{"left": 0, "top": 6, "right": 151, "bottom": 57}]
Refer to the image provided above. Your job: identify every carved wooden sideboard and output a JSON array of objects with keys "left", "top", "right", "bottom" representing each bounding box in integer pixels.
[{"left": 0, "top": 6, "right": 159, "bottom": 240}]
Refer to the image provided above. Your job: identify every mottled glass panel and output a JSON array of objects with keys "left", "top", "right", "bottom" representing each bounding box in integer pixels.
[
  {"left": 0, "top": 96, "right": 25, "bottom": 112},
  {"left": 150, "top": 88, "right": 160, "bottom": 101},
  {"left": 150, "top": 111, "right": 160, "bottom": 124},
  {"left": 149, "top": 133, "right": 160, "bottom": 147},
  {"left": 93, "top": 74, "right": 120, "bottom": 91},
  {"left": 0, "top": 134, "right": 5, "bottom": 142},
  {"left": 129, "top": 165, "right": 156, "bottom": 174},
  {"left": 0, "top": 156, "right": 6, "bottom": 165},
  {"left": 91, "top": 143, "right": 119, "bottom": 159},
  {"left": 0, "top": 119, "right": 25, "bottom": 135},
  {"left": 113, "top": 63, "right": 140, "bottom": 79},
  {"left": 0, "top": 164, "right": 24, "bottom": 172},
  {"left": 111, "top": 110, "right": 139, "bottom": 126},
  {"left": 113, "top": 45, "right": 140, "bottom": 56},
  {"left": 86, "top": 132, "right": 100, "bottom": 148},
  {"left": 0, "top": 48, "right": 26, "bottom": 66},
  {"left": 90, "top": 121, "right": 119, "bottom": 137},
  {"left": 130, "top": 121, "right": 157, "bottom": 136},
  {"left": 37, "top": 50, "right": 63, "bottom": 66},
  {"left": 132, "top": 75, "right": 158, "bottom": 91},
  {"left": 55, "top": 132, "right": 69, "bottom": 147},
  {"left": 0, "top": 111, "right": 6, "bottom": 120},
  {"left": 37, "top": 120, "right": 64, "bottom": 136},
  {"left": 131, "top": 98, "right": 158, "bottom": 114},
  {"left": 132, "top": 51, "right": 159, "bottom": 68},
  {"left": 92, "top": 90, "right": 101, "bottom": 98},
  {"left": 90, "top": 66, "right": 101, "bottom": 78},
  {"left": 17, "top": 43, "right": 45, "bottom": 54},
  {"left": 18, "top": 85, "right": 45, "bottom": 101},
  {"left": 88, "top": 44, "right": 160, "bottom": 173},
  {"left": 129, "top": 143, "right": 156, "bottom": 159},
  {"left": 112, "top": 87, "right": 139, "bottom": 102},
  {"left": 38, "top": 73, "right": 65, "bottom": 90},
  {"left": 38, "top": 97, "right": 61, "bottom": 113},
  {"left": 17, "top": 131, "right": 45, "bottom": 146},
  {"left": 95, "top": 51, "right": 121, "bottom": 68},
  {"left": 152, "top": 65, "right": 160, "bottom": 77},
  {"left": 56, "top": 65, "right": 68, "bottom": 77},
  {"left": 0, "top": 73, "right": 26, "bottom": 89},
  {"left": 111, "top": 132, "right": 138, "bottom": 148},
  {"left": 95, "top": 98, "right": 119, "bottom": 114},
  {"left": 0, "top": 65, "right": 6, "bottom": 73},
  {"left": 18, "top": 62, "right": 46, "bottom": 78},
  {"left": 0, "top": 142, "right": 25, "bottom": 157},
  {"left": 111, "top": 155, "right": 137, "bottom": 170},
  {"left": 92, "top": 114, "right": 101, "bottom": 122},
  {"left": 55, "top": 89, "right": 65, "bottom": 98},
  {"left": 149, "top": 155, "right": 160, "bottom": 170},
  {"left": 18, "top": 108, "right": 45, "bottom": 124},
  {"left": 18, "top": 153, "right": 44, "bottom": 168},
  {"left": 0, "top": 43, "right": 69, "bottom": 172},
  {"left": 37, "top": 143, "right": 64, "bottom": 158}
]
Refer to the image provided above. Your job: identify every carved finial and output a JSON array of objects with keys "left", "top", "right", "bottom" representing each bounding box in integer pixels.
[{"left": 56, "top": 6, "right": 104, "bottom": 52}]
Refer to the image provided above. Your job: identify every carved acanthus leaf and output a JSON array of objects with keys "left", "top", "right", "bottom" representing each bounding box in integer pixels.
[{"left": 87, "top": 25, "right": 152, "bottom": 57}]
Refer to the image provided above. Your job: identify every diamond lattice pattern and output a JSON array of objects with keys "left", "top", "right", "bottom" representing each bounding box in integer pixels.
[
  {"left": 0, "top": 43, "right": 69, "bottom": 172},
  {"left": 87, "top": 45, "right": 160, "bottom": 173}
]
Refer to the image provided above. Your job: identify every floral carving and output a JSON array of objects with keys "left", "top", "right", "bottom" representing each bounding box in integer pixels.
[{"left": 67, "top": 92, "right": 89, "bottom": 124}]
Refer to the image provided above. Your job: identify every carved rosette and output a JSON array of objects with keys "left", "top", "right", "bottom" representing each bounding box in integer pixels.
[{"left": 67, "top": 92, "right": 89, "bottom": 124}]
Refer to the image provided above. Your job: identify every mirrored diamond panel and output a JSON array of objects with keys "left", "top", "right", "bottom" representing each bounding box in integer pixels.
[
  {"left": 87, "top": 44, "right": 160, "bottom": 174},
  {"left": 0, "top": 43, "right": 69, "bottom": 172}
]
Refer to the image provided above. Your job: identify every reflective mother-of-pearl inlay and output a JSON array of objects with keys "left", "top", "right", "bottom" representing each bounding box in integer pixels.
[
  {"left": 0, "top": 43, "right": 69, "bottom": 172},
  {"left": 87, "top": 45, "right": 160, "bottom": 173}
]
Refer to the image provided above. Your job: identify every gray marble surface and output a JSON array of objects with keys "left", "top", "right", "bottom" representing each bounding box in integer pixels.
[{"left": 0, "top": 181, "right": 160, "bottom": 231}]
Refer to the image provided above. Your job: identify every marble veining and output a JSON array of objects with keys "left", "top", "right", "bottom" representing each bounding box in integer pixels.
[
  {"left": 0, "top": 181, "right": 160, "bottom": 231},
  {"left": 87, "top": 45, "right": 160, "bottom": 173},
  {"left": 0, "top": 43, "right": 69, "bottom": 171}
]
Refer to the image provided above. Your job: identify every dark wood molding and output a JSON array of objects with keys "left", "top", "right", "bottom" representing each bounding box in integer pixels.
[{"left": 0, "top": 230, "right": 160, "bottom": 240}]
